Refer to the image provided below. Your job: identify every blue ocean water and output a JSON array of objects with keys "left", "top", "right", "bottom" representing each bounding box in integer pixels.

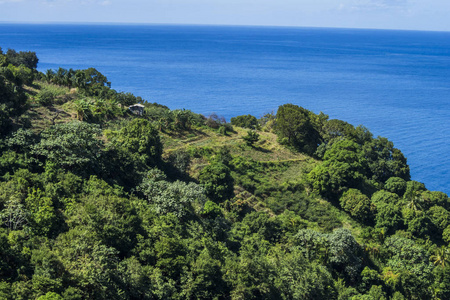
[{"left": 0, "top": 24, "right": 449, "bottom": 194}]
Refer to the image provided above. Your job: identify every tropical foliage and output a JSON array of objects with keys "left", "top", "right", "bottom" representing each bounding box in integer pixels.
[{"left": 0, "top": 47, "right": 449, "bottom": 300}]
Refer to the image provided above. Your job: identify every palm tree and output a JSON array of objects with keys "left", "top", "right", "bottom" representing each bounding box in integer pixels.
[
  {"left": 54, "top": 67, "right": 66, "bottom": 85},
  {"left": 74, "top": 99, "right": 90, "bottom": 121},
  {"left": 430, "top": 246, "right": 449, "bottom": 268},
  {"left": 64, "top": 68, "right": 75, "bottom": 87},
  {"left": 405, "top": 191, "right": 424, "bottom": 212},
  {"left": 44, "top": 69, "right": 55, "bottom": 83}
]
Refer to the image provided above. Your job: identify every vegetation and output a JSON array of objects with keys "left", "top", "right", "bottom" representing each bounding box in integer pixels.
[{"left": 0, "top": 47, "right": 449, "bottom": 299}]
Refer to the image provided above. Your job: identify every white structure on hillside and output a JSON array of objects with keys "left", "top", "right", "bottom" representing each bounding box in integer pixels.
[{"left": 128, "top": 104, "right": 145, "bottom": 116}]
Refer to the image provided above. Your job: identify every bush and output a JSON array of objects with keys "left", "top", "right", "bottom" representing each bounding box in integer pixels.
[
  {"left": 242, "top": 130, "right": 260, "bottom": 146},
  {"left": 205, "top": 113, "right": 226, "bottom": 129},
  {"left": 36, "top": 90, "right": 55, "bottom": 106},
  {"left": 230, "top": 114, "right": 258, "bottom": 129}
]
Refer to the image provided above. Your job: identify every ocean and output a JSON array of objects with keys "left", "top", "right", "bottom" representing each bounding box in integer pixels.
[{"left": 0, "top": 24, "right": 449, "bottom": 194}]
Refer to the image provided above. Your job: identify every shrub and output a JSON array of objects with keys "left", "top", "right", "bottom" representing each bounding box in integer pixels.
[{"left": 230, "top": 114, "right": 258, "bottom": 129}]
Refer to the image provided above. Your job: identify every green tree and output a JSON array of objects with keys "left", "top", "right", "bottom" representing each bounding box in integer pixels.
[
  {"left": 276, "top": 103, "right": 320, "bottom": 155},
  {"left": 371, "top": 190, "right": 404, "bottom": 233},
  {"left": 5, "top": 49, "right": 39, "bottom": 70},
  {"left": 25, "top": 188, "right": 56, "bottom": 236},
  {"left": 271, "top": 247, "right": 337, "bottom": 299},
  {"left": 327, "top": 228, "right": 364, "bottom": 283},
  {"left": 242, "top": 130, "right": 260, "bottom": 146},
  {"left": 73, "top": 68, "right": 111, "bottom": 96},
  {"left": 230, "top": 114, "right": 259, "bottom": 129},
  {"left": 432, "top": 265, "right": 450, "bottom": 300},
  {"left": 384, "top": 177, "right": 407, "bottom": 196},
  {"left": 180, "top": 250, "right": 229, "bottom": 299},
  {"left": 6, "top": 64, "right": 35, "bottom": 86},
  {"left": 339, "top": 189, "right": 374, "bottom": 223},
  {"left": 0, "top": 66, "right": 27, "bottom": 136},
  {"left": 308, "top": 139, "right": 367, "bottom": 196},
  {"left": 443, "top": 225, "right": 450, "bottom": 243},
  {"left": 67, "top": 193, "right": 142, "bottom": 257},
  {"left": 382, "top": 235, "right": 433, "bottom": 299},
  {"left": 139, "top": 168, "right": 207, "bottom": 218},
  {"left": 361, "top": 137, "right": 410, "bottom": 183},
  {"left": 199, "top": 162, "right": 234, "bottom": 202},
  {"left": 430, "top": 246, "right": 450, "bottom": 268},
  {"left": 36, "top": 292, "right": 64, "bottom": 300},
  {"left": 32, "top": 121, "right": 102, "bottom": 175},
  {"left": 52, "top": 228, "right": 124, "bottom": 299},
  {"left": 108, "top": 118, "right": 162, "bottom": 167},
  {"left": 428, "top": 205, "right": 450, "bottom": 232}
]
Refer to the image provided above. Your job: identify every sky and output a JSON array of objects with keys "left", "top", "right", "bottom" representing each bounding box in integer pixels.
[{"left": 1, "top": 0, "right": 450, "bottom": 31}]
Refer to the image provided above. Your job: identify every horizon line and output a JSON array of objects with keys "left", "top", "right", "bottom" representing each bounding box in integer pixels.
[{"left": 0, "top": 21, "right": 449, "bottom": 34}]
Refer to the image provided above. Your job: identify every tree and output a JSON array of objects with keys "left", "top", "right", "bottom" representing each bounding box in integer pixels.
[
  {"left": 432, "top": 265, "right": 450, "bottom": 299},
  {"left": 242, "top": 130, "right": 260, "bottom": 146},
  {"left": 52, "top": 228, "right": 124, "bottom": 299},
  {"left": 25, "top": 188, "right": 56, "bottom": 236},
  {"left": 375, "top": 204, "right": 403, "bottom": 234},
  {"left": 73, "top": 68, "right": 111, "bottom": 96},
  {"left": 0, "top": 196, "right": 29, "bottom": 231},
  {"left": 428, "top": 206, "right": 450, "bottom": 232},
  {"left": 108, "top": 118, "right": 162, "bottom": 167},
  {"left": 67, "top": 192, "right": 142, "bottom": 257},
  {"left": 5, "top": 49, "right": 39, "bottom": 70},
  {"left": 371, "top": 190, "right": 404, "bottom": 233},
  {"left": 422, "top": 191, "right": 450, "bottom": 210},
  {"left": 327, "top": 228, "right": 364, "bottom": 283},
  {"left": 36, "top": 292, "right": 64, "bottom": 300},
  {"left": 339, "top": 189, "right": 374, "bottom": 223},
  {"left": 230, "top": 114, "right": 258, "bottom": 129},
  {"left": 315, "top": 118, "right": 353, "bottom": 158},
  {"left": 199, "top": 162, "right": 234, "bottom": 202},
  {"left": 430, "top": 246, "right": 450, "bottom": 269},
  {"left": 384, "top": 177, "right": 407, "bottom": 196},
  {"left": 276, "top": 104, "right": 320, "bottom": 155},
  {"left": 293, "top": 229, "right": 328, "bottom": 262},
  {"left": 361, "top": 137, "right": 410, "bottom": 183},
  {"left": 32, "top": 122, "right": 102, "bottom": 175},
  {"left": 6, "top": 64, "right": 35, "bottom": 86},
  {"left": 172, "top": 109, "right": 193, "bottom": 130},
  {"left": 404, "top": 181, "right": 426, "bottom": 200},
  {"left": 270, "top": 248, "right": 337, "bottom": 299},
  {"left": 308, "top": 139, "right": 367, "bottom": 196},
  {"left": 443, "top": 225, "right": 450, "bottom": 243},
  {"left": 382, "top": 235, "right": 434, "bottom": 299},
  {"left": 0, "top": 66, "right": 28, "bottom": 136},
  {"left": 180, "top": 250, "right": 229, "bottom": 299},
  {"left": 139, "top": 168, "right": 207, "bottom": 218}
]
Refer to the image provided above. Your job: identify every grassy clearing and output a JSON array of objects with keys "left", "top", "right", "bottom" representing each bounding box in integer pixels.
[{"left": 162, "top": 125, "right": 307, "bottom": 163}]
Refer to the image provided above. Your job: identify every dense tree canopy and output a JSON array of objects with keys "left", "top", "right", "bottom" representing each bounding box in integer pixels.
[{"left": 0, "top": 47, "right": 449, "bottom": 300}]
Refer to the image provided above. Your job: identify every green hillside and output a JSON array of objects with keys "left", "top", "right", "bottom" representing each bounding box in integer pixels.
[{"left": 1, "top": 48, "right": 449, "bottom": 300}]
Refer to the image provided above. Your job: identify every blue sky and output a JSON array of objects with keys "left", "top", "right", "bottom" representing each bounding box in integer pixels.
[{"left": 1, "top": 0, "right": 450, "bottom": 31}]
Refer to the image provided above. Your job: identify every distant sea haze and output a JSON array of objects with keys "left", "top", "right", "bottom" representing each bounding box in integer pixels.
[{"left": 1, "top": 24, "right": 449, "bottom": 194}]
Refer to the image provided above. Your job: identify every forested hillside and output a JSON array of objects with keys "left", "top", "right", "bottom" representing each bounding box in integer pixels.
[{"left": 1, "top": 47, "right": 449, "bottom": 300}]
